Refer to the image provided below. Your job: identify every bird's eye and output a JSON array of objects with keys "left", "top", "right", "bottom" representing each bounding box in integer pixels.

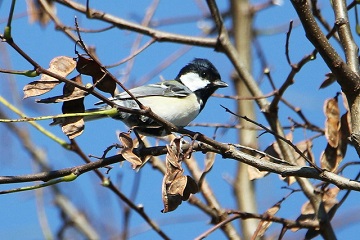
[{"left": 201, "top": 72, "right": 207, "bottom": 78}]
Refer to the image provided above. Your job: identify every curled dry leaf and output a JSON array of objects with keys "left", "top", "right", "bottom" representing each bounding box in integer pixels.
[
  {"left": 324, "top": 97, "right": 340, "bottom": 148},
  {"left": 60, "top": 98, "right": 85, "bottom": 139},
  {"left": 76, "top": 55, "right": 116, "bottom": 96},
  {"left": 291, "top": 187, "right": 340, "bottom": 232},
  {"left": 294, "top": 140, "right": 315, "bottom": 166},
  {"left": 23, "top": 56, "right": 76, "bottom": 98},
  {"left": 162, "top": 138, "right": 198, "bottom": 213},
  {"left": 304, "top": 187, "right": 340, "bottom": 239},
  {"left": 320, "top": 145, "right": 338, "bottom": 172},
  {"left": 253, "top": 203, "right": 280, "bottom": 239},
  {"left": 61, "top": 115, "right": 84, "bottom": 139},
  {"left": 37, "top": 75, "right": 88, "bottom": 103},
  {"left": 248, "top": 159, "right": 269, "bottom": 180},
  {"left": 129, "top": 133, "right": 151, "bottom": 171},
  {"left": 320, "top": 112, "right": 349, "bottom": 172},
  {"left": 319, "top": 72, "right": 336, "bottom": 89},
  {"left": 266, "top": 132, "right": 293, "bottom": 161},
  {"left": 118, "top": 132, "right": 142, "bottom": 169},
  {"left": 339, "top": 112, "right": 350, "bottom": 154},
  {"left": 282, "top": 139, "right": 314, "bottom": 185},
  {"left": 247, "top": 133, "right": 292, "bottom": 181},
  {"left": 23, "top": 80, "right": 60, "bottom": 99}
]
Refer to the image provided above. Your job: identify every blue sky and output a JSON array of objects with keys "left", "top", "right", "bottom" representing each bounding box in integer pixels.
[{"left": 1, "top": 1, "right": 360, "bottom": 239}]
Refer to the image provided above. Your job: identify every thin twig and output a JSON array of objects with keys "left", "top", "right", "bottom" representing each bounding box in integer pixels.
[
  {"left": 221, "top": 105, "right": 322, "bottom": 171},
  {"left": 285, "top": 20, "right": 293, "bottom": 66}
]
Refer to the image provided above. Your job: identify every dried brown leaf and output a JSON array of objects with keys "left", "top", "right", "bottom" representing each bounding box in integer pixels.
[
  {"left": 76, "top": 55, "right": 101, "bottom": 76},
  {"left": 264, "top": 132, "right": 293, "bottom": 160},
  {"left": 121, "top": 150, "right": 143, "bottom": 170},
  {"left": 76, "top": 55, "right": 116, "bottom": 96},
  {"left": 320, "top": 145, "right": 338, "bottom": 172},
  {"left": 162, "top": 176, "right": 185, "bottom": 213},
  {"left": 304, "top": 187, "right": 340, "bottom": 238},
  {"left": 253, "top": 133, "right": 294, "bottom": 181},
  {"left": 324, "top": 97, "right": 340, "bottom": 148},
  {"left": 162, "top": 175, "right": 198, "bottom": 213},
  {"left": 54, "top": 75, "right": 86, "bottom": 138},
  {"left": 264, "top": 144, "right": 281, "bottom": 159},
  {"left": 37, "top": 75, "right": 87, "bottom": 103},
  {"left": 284, "top": 176, "right": 296, "bottom": 185},
  {"left": 339, "top": 112, "right": 349, "bottom": 158},
  {"left": 277, "top": 140, "right": 313, "bottom": 185},
  {"left": 60, "top": 99, "right": 85, "bottom": 139},
  {"left": 162, "top": 138, "right": 198, "bottom": 213},
  {"left": 62, "top": 98, "right": 85, "bottom": 114},
  {"left": 204, "top": 152, "right": 216, "bottom": 173},
  {"left": 94, "top": 74, "right": 117, "bottom": 97},
  {"left": 319, "top": 72, "right": 336, "bottom": 89},
  {"left": 63, "top": 74, "right": 84, "bottom": 96},
  {"left": 253, "top": 203, "right": 280, "bottom": 238},
  {"left": 182, "top": 176, "right": 198, "bottom": 200},
  {"left": 264, "top": 133, "right": 311, "bottom": 185},
  {"left": 248, "top": 164, "right": 268, "bottom": 180},
  {"left": 47, "top": 56, "right": 77, "bottom": 77},
  {"left": 23, "top": 56, "right": 76, "bottom": 98},
  {"left": 23, "top": 80, "right": 61, "bottom": 99},
  {"left": 293, "top": 140, "right": 314, "bottom": 166},
  {"left": 291, "top": 187, "right": 339, "bottom": 232},
  {"left": 165, "top": 138, "right": 182, "bottom": 170},
  {"left": 324, "top": 187, "right": 340, "bottom": 200},
  {"left": 320, "top": 112, "right": 349, "bottom": 172},
  {"left": 119, "top": 132, "right": 142, "bottom": 169},
  {"left": 129, "top": 134, "right": 152, "bottom": 171},
  {"left": 61, "top": 117, "right": 84, "bottom": 139}
]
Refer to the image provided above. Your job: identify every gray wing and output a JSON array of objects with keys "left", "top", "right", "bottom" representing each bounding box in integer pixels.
[
  {"left": 115, "top": 80, "right": 192, "bottom": 99},
  {"left": 94, "top": 80, "right": 192, "bottom": 106}
]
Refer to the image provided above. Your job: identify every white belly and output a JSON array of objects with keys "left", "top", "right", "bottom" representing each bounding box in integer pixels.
[{"left": 138, "top": 94, "right": 200, "bottom": 126}]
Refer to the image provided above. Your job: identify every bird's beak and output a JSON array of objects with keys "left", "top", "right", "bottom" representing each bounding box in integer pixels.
[{"left": 213, "top": 79, "right": 228, "bottom": 88}]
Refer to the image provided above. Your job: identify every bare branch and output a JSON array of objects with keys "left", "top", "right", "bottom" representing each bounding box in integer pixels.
[
  {"left": 55, "top": 0, "right": 218, "bottom": 48},
  {"left": 291, "top": 0, "right": 360, "bottom": 95},
  {"left": 333, "top": 0, "right": 359, "bottom": 73}
]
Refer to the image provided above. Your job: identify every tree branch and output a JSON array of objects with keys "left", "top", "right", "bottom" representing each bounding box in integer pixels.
[
  {"left": 291, "top": 0, "right": 360, "bottom": 95},
  {"left": 55, "top": 0, "right": 218, "bottom": 48}
]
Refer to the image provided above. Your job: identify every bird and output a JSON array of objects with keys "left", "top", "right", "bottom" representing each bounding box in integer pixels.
[{"left": 56, "top": 58, "right": 228, "bottom": 136}]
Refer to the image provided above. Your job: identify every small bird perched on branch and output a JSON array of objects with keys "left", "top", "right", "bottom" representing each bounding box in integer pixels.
[{"left": 55, "top": 58, "right": 228, "bottom": 136}]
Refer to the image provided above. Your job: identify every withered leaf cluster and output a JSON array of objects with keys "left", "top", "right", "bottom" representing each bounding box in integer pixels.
[
  {"left": 248, "top": 92, "right": 351, "bottom": 183},
  {"left": 116, "top": 135, "right": 199, "bottom": 212},
  {"left": 320, "top": 95, "right": 350, "bottom": 172},
  {"left": 292, "top": 187, "right": 339, "bottom": 237},
  {"left": 23, "top": 56, "right": 76, "bottom": 98},
  {"left": 162, "top": 138, "right": 198, "bottom": 213},
  {"left": 23, "top": 55, "right": 116, "bottom": 139}
]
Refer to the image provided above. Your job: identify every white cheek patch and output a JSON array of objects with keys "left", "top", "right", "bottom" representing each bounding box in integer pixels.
[{"left": 179, "top": 72, "right": 210, "bottom": 91}]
